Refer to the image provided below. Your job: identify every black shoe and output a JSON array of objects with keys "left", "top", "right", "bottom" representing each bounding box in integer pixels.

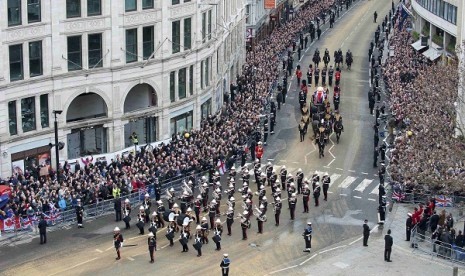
[{"left": 387, "top": 260, "right": 392, "bottom": 262}]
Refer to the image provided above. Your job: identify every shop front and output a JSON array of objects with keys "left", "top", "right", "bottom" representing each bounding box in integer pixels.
[{"left": 11, "top": 145, "right": 51, "bottom": 176}]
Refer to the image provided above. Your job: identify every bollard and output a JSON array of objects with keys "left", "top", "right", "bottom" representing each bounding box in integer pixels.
[{"left": 453, "top": 267, "right": 458, "bottom": 276}]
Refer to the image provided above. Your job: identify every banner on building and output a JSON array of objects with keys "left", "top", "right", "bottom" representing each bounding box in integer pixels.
[{"left": 264, "top": 0, "right": 276, "bottom": 9}]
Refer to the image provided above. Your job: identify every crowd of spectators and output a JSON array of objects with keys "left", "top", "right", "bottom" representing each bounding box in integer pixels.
[
  {"left": 383, "top": 22, "right": 465, "bottom": 194},
  {"left": 0, "top": 1, "right": 337, "bottom": 220}
]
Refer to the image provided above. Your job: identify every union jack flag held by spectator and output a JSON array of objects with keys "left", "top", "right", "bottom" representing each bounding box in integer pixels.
[{"left": 435, "top": 195, "right": 453, "bottom": 207}]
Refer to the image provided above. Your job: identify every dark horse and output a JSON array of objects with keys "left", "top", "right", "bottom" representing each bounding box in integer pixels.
[{"left": 334, "top": 119, "right": 343, "bottom": 143}]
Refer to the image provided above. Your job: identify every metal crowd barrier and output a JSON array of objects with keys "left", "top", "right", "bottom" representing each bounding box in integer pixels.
[{"left": 411, "top": 225, "right": 465, "bottom": 265}]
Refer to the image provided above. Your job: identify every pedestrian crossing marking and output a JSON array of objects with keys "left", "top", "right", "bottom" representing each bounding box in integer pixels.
[
  {"left": 329, "top": 173, "right": 341, "bottom": 187},
  {"left": 338, "top": 176, "right": 357, "bottom": 189},
  {"left": 354, "top": 179, "right": 373, "bottom": 193},
  {"left": 370, "top": 185, "right": 379, "bottom": 195}
]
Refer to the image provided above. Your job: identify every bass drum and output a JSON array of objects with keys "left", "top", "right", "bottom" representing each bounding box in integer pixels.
[
  {"left": 177, "top": 213, "right": 188, "bottom": 226},
  {"left": 163, "top": 211, "right": 174, "bottom": 222}
]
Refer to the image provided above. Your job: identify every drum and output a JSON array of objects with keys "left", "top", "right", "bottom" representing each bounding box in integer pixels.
[
  {"left": 193, "top": 241, "right": 202, "bottom": 250},
  {"left": 179, "top": 237, "right": 188, "bottom": 246},
  {"left": 212, "top": 235, "right": 221, "bottom": 243},
  {"left": 165, "top": 231, "right": 174, "bottom": 240},
  {"left": 177, "top": 214, "right": 190, "bottom": 226},
  {"left": 123, "top": 216, "right": 131, "bottom": 224},
  {"left": 136, "top": 221, "right": 144, "bottom": 230},
  {"left": 163, "top": 211, "right": 175, "bottom": 222}
]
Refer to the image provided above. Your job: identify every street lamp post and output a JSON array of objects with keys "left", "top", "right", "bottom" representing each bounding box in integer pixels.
[{"left": 53, "top": 110, "right": 63, "bottom": 180}]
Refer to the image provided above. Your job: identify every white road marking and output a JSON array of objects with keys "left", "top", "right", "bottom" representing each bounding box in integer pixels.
[
  {"left": 368, "top": 198, "right": 376, "bottom": 201},
  {"left": 319, "top": 245, "right": 347, "bottom": 254},
  {"left": 353, "top": 196, "right": 362, "bottom": 199},
  {"left": 268, "top": 159, "right": 275, "bottom": 161},
  {"left": 338, "top": 176, "right": 357, "bottom": 189},
  {"left": 336, "top": 168, "right": 343, "bottom": 171},
  {"left": 326, "top": 158, "right": 336, "bottom": 167},
  {"left": 299, "top": 253, "right": 318, "bottom": 265},
  {"left": 127, "top": 257, "right": 135, "bottom": 261},
  {"left": 328, "top": 173, "right": 341, "bottom": 187},
  {"left": 370, "top": 185, "right": 379, "bottom": 195},
  {"left": 106, "top": 246, "right": 113, "bottom": 251},
  {"left": 328, "top": 191, "right": 334, "bottom": 194},
  {"left": 269, "top": 265, "right": 299, "bottom": 275},
  {"left": 49, "top": 257, "right": 99, "bottom": 276},
  {"left": 95, "top": 249, "right": 103, "bottom": 253},
  {"left": 361, "top": 172, "right": 368, "bottom": 175},
  {"left": 348, "top": 236, "right": 363, "bottom": 246},
  {"left": 354, "top": 179, "right": 373, "bottom": 193},
  {"left": 348, "top": 170, "right": 355, "bottom": 172},
  {"left": 304, "top": 143, "right": 317, "bottom": 165}
]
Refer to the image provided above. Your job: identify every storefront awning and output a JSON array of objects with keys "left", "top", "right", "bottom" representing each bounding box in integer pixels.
[
  {"left": 411, "top": 39, "right": 427, "bottom": 51},
  {"left": 422, "top": 47, "right": 442, "bottom": 61}
]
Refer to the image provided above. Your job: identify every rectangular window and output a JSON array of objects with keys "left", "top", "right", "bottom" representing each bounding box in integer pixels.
[
  {"left": 172, "top": 20, "right": 181, "bottom": 54},
  {"left": 9, "top": 101, "right": 17, "bottom": 135},
  {"left": 179, "top": 68, "right": 187, "bottom": 99},
  {"left": 246, "top": 5, "right": 250, "bottom": 24},
  {"left": 28, "top": 0, "right": 41, "bottom": 23},
  {"left": 21, "top": 97, "right": 36, "bottom": 132},
  {"left": 8, "top": 0, "right": 22, "bottom": 26},
  {"left": 184, "top": 18, "right": 192, "bottom": 50},
  {"left": 126, "top": 29, "right": 138, "bottom": 63},
  {"left": 170, "top": 111, "right": 193, "bottom": 135},
  {"left": 205, "top": 57, "right": 210, "bottom": 87},
  {"left": 67, "top": 36, "right": 82, "bottom": 71},
  {"left": 208, "top": 10, "right": 212, "bottom": 40},
  {"left": 125, "top": 0, "right": 137, "bottom": 12},
  {"left": 87, "top": 0, "right": 101, "bottom": 16},
  {"left": 142, "top": 0, "right": 154, "bottom": 9},
  {"left": 143, "top": 26, "right": 154, "bottom": 60},
  {"left": 172, "top": 0, "right": 180, "bottom": 5},
  {"left": 66, "top": 0, "right": 81, "bottom": 18},
  {"left": 29, "top": 41, "right": 43, "bottom": 77},
  {"left": 88, "top": 33, "right": 102, "bottom": 68},
  {"left": 201, "top": 99, "right": 212, "bottom": 119},
  {"left": 202, "top": 12, "right": 206, "bottom": 42},
  {"left": 170, "top": 71, "right": 176, "bottom": 102},
  {"left": 201, "top": 60, "right": 204, "bottom": 89},
  {"left": 189, "top": 65, "right": 194, "bottom": 95},
  {"left": 9, "top": 44, "right": 23, "bottom": 81},
  {"left": 40, "top": 94, "right": 49, "bottom": 128}
]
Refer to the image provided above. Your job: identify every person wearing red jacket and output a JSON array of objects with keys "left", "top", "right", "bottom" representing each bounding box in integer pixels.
[
  {"left": 255, "top": 142, "right": 264, "bottom": 163},
  {"left": 296, "top": 68, "right": 303, "bottom": 87}
]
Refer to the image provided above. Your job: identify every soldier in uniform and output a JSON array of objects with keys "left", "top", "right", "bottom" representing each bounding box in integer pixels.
[
  {"left": 256, "top": 205, "right": 266, "bottom": 234},
  {"left": 322, "top": 172, "right": 331, "bottom": 201},
  {"left": 363, "top": 219, "right": 370, "bottom": 246},
  {"left": 213, "top": 219, "right": 223, "bottom": 250},
  {"left": 76, "top": 199, "right": 84, "bottom": 228},
  {"left": 289, "top": 193, "right": 297, "bottom": 220},
  {"left": 156, "top": 200, "right": 165, "bottom": 228},
  {"left": 280, "top": 166, "right": 287, "bottom": 191},
  {"left": 312, "top": 171, "right": 320, "bottom": 190},
  {"left": 149, "top": 211, "right": 158, "bottom": 238},
  {"left": 321, "top": 66, "right": 327, "bottom": 86},
  {"left": 201, "top": 217, "right": 210, "bottom": 244},
  {"left": 307, "top": 65, "right": 313, "bottom": 87},
  {"left": 313, "top": 183, "right": 321, "bottom": 207},
  {"left": 122, "top": 198, "right": 131, "bottom": 229},
  {"left": 137, "top": 206, "right": 145, "bottom": 235},
  {"left": 226, "top": 207, "right": 234, "bottom": 236},
  {"left": 302, "top": 184, "right": 310, "bottom": 213},
  {"left": 328, "top": 65, "right": 334, "bottom": 86},
  {"left": 296, "top": 168, "right": 304, "bottom": 194},
  {"left": 194, "top": 225, "right": 203, "bottom": 257},
  {"left": 143, "top": 193, "right": 151, "bottom": 223},
  {"left": 166, "top": 221, "right": 175, "bottom": 247},
  {"left": 241, "top": 211, "right": 250, "bottom": 240},
  {"left": 274, "top": 197, "right": 282, "bottom": 226},
  {"left": 303, "top": 222, "right": 313, "bottom": 252},
  {"left": 148, "top": 232, "right": 156, "bottom": 263},
  {"left": 194, "top": 195, "right": 202, "bottom": 223},
  {"left": 314, "top": 67, "right": 320, "bottom": 86},
  {"left": 180, "top": 227, "right": 189, "bottom": 252},
  {"left": 220, "top": 253, "right": 231, "bottom": 276},
  {"left": 209, "top": 199, "right": 217, "bottom": 230},
  {"left": 114, "top": 227, "right": 124, "bottom": 260},
  {"left": 201, "top": 183, "right": 209, "bottom": 210}
]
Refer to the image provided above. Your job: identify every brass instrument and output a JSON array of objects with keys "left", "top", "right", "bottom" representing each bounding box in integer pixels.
[
  {"left": 199, "top": 185, "right": 206, "bottom": 194},
  {"left": 241, "top": 201, "right": 248, "bottom": 210},
  {"left": 182, "top": 182, "right": 193, "bottom": 195},
  {"left": 253, "top": 205, "right": 262, "bottom": 218}
]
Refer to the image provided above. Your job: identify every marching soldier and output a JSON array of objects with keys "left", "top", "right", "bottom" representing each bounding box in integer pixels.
[
  {"left": 226, "top": 207, "right": 235, "bottom": 236},
  {"left": 261, "top": 196, "right": 268, "bottom": 214},
  {"left": 123, "top": 198, "right": 132, "bottom": 229},
  {"left": 166, "top": 222, "right": 175, "bottom": 247},
  {"left": 254, "top": 159, "right": 262, "bottom": 185},
  {"left": 180, "top": 191, "right": 190, "bottom": 214},
  {"left": 274, "top": 197, "right": 282, "bottom": 226},
  {"left": 220, "top": 253, "right": 231, "bottom": 276},
  {"left": 228, "top": 196, "right": 235, "bottom": 210},
  {"left": 194, "top": 195, "right": 202, "bottom": 223},
  {"left": 241, "top": 211, "right": 250, "bottom": 240},
  {"left": 302, "top": 184, "right": 310, "bottom": 213},
  {"left": 289, "top": 193, "right": 297, "bottom": 220},
  {"left": 194, "top": 225, "right": 203, "bottom": 257},
  {"left": 286, "top": 173, "right": 295, "bottom": 190},
  {"left": 148, "top": 232, "right": 156, "bottom": 263},
  {"left": 76, "top": 199, "right": 84, "bottom": 228},
  {"left": 296, "top": 168, "right": 304, "bottom": 194},
  {"left": 137, "top": 206, "right": 145, "bottom": 235},
  {"left": 114, "top": 227, "right": 124, "bottom": 260},
  {"left": 303, "top": 222, "right": 312, "bottom": 252},
  {"left": 213, "top": 219, "right": 223, "bottom": 250},
  {"left": 180, "top": 227, "right": 189, "bottom": 252},
  {"left": 328, "top": 65, "right": 334, "bottom": 86},
  {"left": 201, "top": 183, "right": 209, "bottom": 210},
  {"left": 156, "top": 200, "right": 165, "bottom": 228},
  {"left": 201, "top": 217, "right": 210, "bottom": 244},
  {"left": 314, "top": 67, "right": 320, "bottom": 86},
  {"left": 311, "top": 171, "right": 320, "bottom": 190},
  {"left": 322, "top": 172, "right": 331, "bottom": 201},
  {"left": 257, "top": 206, "right": 266, "bottom": 234},
  {"left": 269, "top": 169, "right": 278, "bottom": 190},
  {"left": 288, "top": 183, "right": 296, "bottom": 198},
  {"left": 280, "top": 166, "right": 287, "bottom": 191},
  {"left": 167, "top": 187, "right": 176, "bottom": 209},
  {"left": 209, "top": 199, "right": 217, "bottom": 229},
  {"left": 313, "top": 183, "right": 321, "bottom": 207},
  {"left": 274, "top": 187, "right": 282, "bottom": 201},
  {"left": 143, "top": 193, "right": 151, "bottom": 223},
  {"left": 322, "top": 66, "right": 327, "bottom": 86},
  {"left": 265, "top": 162, "right": 273, "bottom": 185},
  {"left": 149, "top": 211, "right": 158, "bottom": 238}
]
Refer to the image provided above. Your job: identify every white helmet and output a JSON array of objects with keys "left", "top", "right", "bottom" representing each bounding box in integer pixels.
[
  {"left": 246, "top": 199, "right": 251, "bottom": 203},
  {"left": 211, "top": 199, "right": 217, "bottom": 204},
  {"left": 216, "top": 188, "right": 221, "bottom": 192},
  {"left": 292, "top": 193, "right": 296, "bottom": 197},
  {"left": 187, "top": 207, "right": 192, "bottom": 212},
  {"left": 243, "top": 211, "right": 249, "bottom": 215},
  {"left": 203, "top": 183, "right": 208, "bottom": 187},
  {"left": 197, "top": 195, "right": 202, "bottom": 199},
  {"left": 230, "top": 177, "right": 235, "bottom": 182},
  {"left": 188, "top": 180, "right": 193, "bottom": 184},
  {"left": 215, "top": 172, "right": 219, "bottom": 176},
  {"left": 125, "top": 199, "right": 130, "bottom": 203},
  {"left": 196, "top": 225, "right": 202, "bottom": 230},
  {"left": 290, "top": 183, "right": 295, "bottom": 187},
  {"left": 262, "top": 196, "right": 267, "bottom": 200},
  {"left": 148, "top": 232, "right": 154, "bottom": 237},
  {"left": 276, "top": 188, "right": 281, "bottom": 192},
  {"left": 228, "top": 207, "right": 234, "bottom": 211},
  {"left": 202, "top": 217, "right": 207, "bottom": 221},
  {"left": 183, "top": 191, "right": 189, "bottom": 196},
  {"left": 140, "top": 206, "right": 145, "bottom": 210},
  {"left": 145, "top": 193, "right": 150, "bottom": 197},
  {"left": 298, "top": 168, "right": 302, "bottom": 172},
  {"left": 276, "top": 197, "right": 281, "bottom": 201},
  {"left": 267, "top": 162, "right": 272, "bottom": 165},
  {"left": 324, "top": 172, "right": 329, "bottom": 176},
  {"left": 114, "top": 227, "right": 120, "bottom": 232},
  {"left": 288, "top": 173, "right": 293, "bottom": 177},
  {"left": 259, "top": 204, "right": 265, "bottom": 209},
  {"left": 173, "top": 203, "right": 179, "bottom": 208},
  {"left": 282, "top": 165, "right": 286, "bottom": 169},
  {"left": 260, "top": 185, "right": 265, "bottom": 190},
  {"left": 314, "top": 170, "right": 319, "bottom": 175},
  {"left": 216, "top": 181, "right": 221, "bottom": 186},
  {"left": 260, "top": 173, "right": 266, "bottom": 177},
  {"left": 215, "top": 219, "right": 221, "bottom": 223},
  {"left": 255, "top": 159, "right": 260, "bottom": 163},
  {"left": 230, "top": 197, "right": 235, "bottom": 201},
  {"left": 304, "top": 184, "right": 309, "bottom": 189},
  {"left": 152, "top": 211, "right": 157, "bottom": 216},
  {"left": 229, "top": 184, "right": 234, "bottom": 188},
  {"left": 202, "top": 176, "right": 207, "bottom": 180},
  {"left": 157, "top": 200, "right": 162, "bottom": 204},
  {"left": 170, "top": 187, "right": 175, "bottom": 192}
]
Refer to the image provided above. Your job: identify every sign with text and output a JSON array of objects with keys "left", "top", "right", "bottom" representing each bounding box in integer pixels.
[{"left": 264, "top": 0, "right": 276, "bottom": 9}]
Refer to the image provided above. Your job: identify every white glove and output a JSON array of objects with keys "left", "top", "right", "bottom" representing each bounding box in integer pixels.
[{"left": 120, "top": 242, "right": 124, "bottom": 248}]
